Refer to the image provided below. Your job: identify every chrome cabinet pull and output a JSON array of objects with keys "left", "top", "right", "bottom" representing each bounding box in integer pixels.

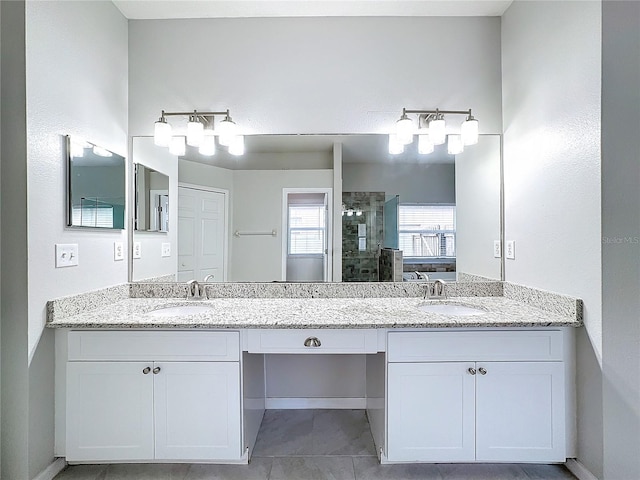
[
  {"left": 478, "top": 367, "right": 487, "bottom": 375},
  {"left": 153, "top": 366, "right": 161, "bottom": 374},
  {"left": 142, "top": 367, "right": 151, "bottom": 375},
  {"left": 467, "top": 367, "right": 476, "bottom": 375},
  {"left": 304, "top": 337, "right": 322, "bottom": 347}
]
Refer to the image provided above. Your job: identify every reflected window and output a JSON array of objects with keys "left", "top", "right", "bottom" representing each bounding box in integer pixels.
[
  {"left": 288, "top": 205, "right": 326, "bottom": 255},
  {"left": 399, "top": 205, "right": 456, "bottom": 258}
]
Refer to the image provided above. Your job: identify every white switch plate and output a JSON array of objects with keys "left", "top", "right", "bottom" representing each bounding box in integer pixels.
[
  {"left": 55, "top": 243, "right": 79, "bottom": 268},
  {"left": 493, "top": 240, "right": 502, "bottom": 258},
  {"left": 161, "top": 243, "right": 171, "bottom": 257},
  {"left": 114, "top": 242, "right": 125, "bottom": 261},
  {"left": 133, "top": 242, "right": 142, "bottom": 259},
  {"left": 506, "top": 240, "right": 516, "bottom": 260}
]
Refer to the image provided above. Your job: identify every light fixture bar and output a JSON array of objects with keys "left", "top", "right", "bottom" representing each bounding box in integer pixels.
[{"left": 403, "top": 109, "right": 472, "bottom": 116}]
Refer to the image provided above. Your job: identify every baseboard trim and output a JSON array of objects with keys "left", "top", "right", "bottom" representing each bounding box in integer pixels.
[
  {"left": 566, "top": 458, "right": 599, "bottom": 480},
  {"left": 33, "top": 457, "right": 67, "bottom": 480},
  {"left": 265, "top": 397, "right": 367, "bottom": 409}
]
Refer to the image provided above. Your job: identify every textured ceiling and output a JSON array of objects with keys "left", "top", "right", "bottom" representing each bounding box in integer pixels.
[{"left": 113, "top": 0, "right": 513, "bottom": 20}]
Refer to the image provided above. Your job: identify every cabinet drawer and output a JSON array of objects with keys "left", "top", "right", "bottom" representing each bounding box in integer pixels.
[
  {"left": 68, "top": 330, "right": 239, "bottom": 361},
  {"left": 247, "top": 329, "right": 378, "bottom": 354},
  {"left": 387, "top": 330, "right": 563, "bottom": 362}
]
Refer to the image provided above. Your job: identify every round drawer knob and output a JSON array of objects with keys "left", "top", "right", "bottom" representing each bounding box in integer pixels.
[
  {"left": 304, "top": 337, "right": 322, "bottom": 348},
  {"left": 153, "top": 366, "right": 161, "bottom": 374},
  {"left": 142, "top": 367, "right": 151, "bottom": 375},
  {"left": 467, "top": 367, "right": 476, "bottom": 375},
  {"left": 478, "top": 367, "right": 487, "bottom": 375}
]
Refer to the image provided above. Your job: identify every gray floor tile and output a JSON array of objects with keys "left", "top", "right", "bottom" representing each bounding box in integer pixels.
[
  {"left": 354, "top": 456, "right": 443, "bottom": 480},
  {"left": 312, "top": 410, "right": 376, "bottom": 456},
  {"left": 253, "top": 410, "right": 314, "bottom": 456},
  {"left": 54, "top": 465, "right": 108, "bottom": 480},
  {"left": 269, "top": 457, "right": 355, "bottom": 480},
  {"left": 519, "top": 463, "right": 577, "bottom": 479},
  {"left": 184, "top": 458, "right": 272, "bottom": 480},
  {"left": 104, "top": 463, "right": 189, "bottom": 480},
  {"left": 438, "top": 463, "right": 529, "bottom": 480}
]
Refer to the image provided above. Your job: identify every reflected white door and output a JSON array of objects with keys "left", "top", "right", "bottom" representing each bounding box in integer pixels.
[{"left": 178, "top": 186, "right": 227, "bottom": 282}]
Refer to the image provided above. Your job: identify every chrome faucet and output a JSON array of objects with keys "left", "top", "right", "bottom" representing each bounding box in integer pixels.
[
  {"left": 424, "top": 279, "right": 447, "bottom": 300},
  {"left": 203, "top": 274, "right": 215, "bottom": 282},
  {"left": 186, "top": 280, "right": 204, "bottom": 300},
  {"left": 415, "top": 271, "right": 429, "bottom": 281}
]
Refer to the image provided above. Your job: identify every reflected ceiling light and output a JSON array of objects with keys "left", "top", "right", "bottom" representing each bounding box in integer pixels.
[
  {"left": 388, "top": 133, "right": 404, "bottom": 155},
  {"left": 447, "top": 134, "right": 464, "bottom": 155},
  {"left": 153, "top": 109, "right": 243, "bottom": 156},
  {"left": 418, "top": 131, "right": 434, "bottom": 155},
  {"left": 391, "top": 107, "right": 479, "bottom": 154},
  {"left": 169, "top": 136, "right": 186, "bottom": 156},
  {"left": 92, "top": 146, "right": 113, "bottom": 157}
]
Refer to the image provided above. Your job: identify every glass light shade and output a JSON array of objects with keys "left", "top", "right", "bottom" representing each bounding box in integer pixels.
[
  {"left": 228, "top": 135, "right": 245, "bottom": 156},
  {"left": 461, "top": 117, "right": 479, "bottom": 145},
  {"left": 429, "top": 118, "right": 446, "bottom": 145},
  {"left": 169, "top": 136, "right": 186, "bottom": 156},
  {"left": 447, "top": 134, "right": 464, "bottom": 155},
  {"left": 198, "top": 130, "right": 216, "bottom": 156},
  {"left": 388, "top": 134, "right": 404, "bottom": 155},
  {"left": 218, "top": 117, "right": 238, "bottom": 146},
  {"left": 418, "top": 133, "right": 434, "bottom": 155},
  {"left": 346, "top": 210, "right": 354, "bottom": 217},
  {"left": 154, "top": 119, "right": 172, "bottom": 147},
  {"left": 396, "top": 116, "right": 414, "bottom": 145},
  {"left": 186, "top": 117, "right": 204, "bottom": 147}
]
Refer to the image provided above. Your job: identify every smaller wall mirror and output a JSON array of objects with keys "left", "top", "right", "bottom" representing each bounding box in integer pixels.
[
  {"left": 134, "top": 163, "right": 170, "bottom": 232},
  {"left": 66, "top": 136, "right": 126, "bottom": 229}
]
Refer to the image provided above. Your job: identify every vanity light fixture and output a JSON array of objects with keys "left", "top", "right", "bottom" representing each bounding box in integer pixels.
[
  {"left": 153, "top": 109, "right": 244, "bottom": 157},
  {"left": 391, "top": 108, "right": 479, "bottom": 155}
]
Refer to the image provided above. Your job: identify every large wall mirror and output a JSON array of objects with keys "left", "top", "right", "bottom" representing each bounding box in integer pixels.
[
  {"left": 130, "top": 134, "right": 502, "bottom": 283},
  {"left": 66, "top": 135, "right": 125, "bottom": 229}
]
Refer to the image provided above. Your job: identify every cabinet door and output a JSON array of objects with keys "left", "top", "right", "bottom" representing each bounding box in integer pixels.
[
  {"left": 153, "top": 362, "right": 242, "bottom": 460},
  {"left": 387, "top": 362, "right": 476, "bottom": 462},
  {"left": 475, "top": 361, "right": 565, "bottom": 462},
  {"left": 67, "top": 362, "right": 154, "bottom": 461}
]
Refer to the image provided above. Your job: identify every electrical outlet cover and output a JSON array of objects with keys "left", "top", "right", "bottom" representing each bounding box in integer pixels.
[
  {"left": 133, "top": 242, "right": 142, "bottom": 259},
  {"left": 493, "top": 240, "right": 501, "bottom": 258},
  {"left": 161, "top": 243, "right": 171, "bottom": 257},
  {"left": 506, "top": 240, "right": 516, "bottom": 260},
  {"left": 114, "top": 242, "right": 125, "bottom": 261}
]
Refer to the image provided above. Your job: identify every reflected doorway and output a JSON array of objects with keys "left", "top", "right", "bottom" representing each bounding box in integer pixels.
[{"left": 282, "top": 189, "right": 332, "bottom": 282}]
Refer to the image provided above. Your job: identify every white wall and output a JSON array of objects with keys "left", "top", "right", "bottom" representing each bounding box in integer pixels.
[
  {"left": 128, "top": 16, "right": 502, "bottom": 136},
  {"left": 501, "top": 1, "right": 602, "bottom": 477},
  {"left": 24, "top": 1, "right": 128, "bottom": 477},
  {"left": 601, "top": 3, "right": 640, "bottom": 479},
  {"left": 232, "top": 170, "right": 333, "bottom": 281},
  {"left": 131, "top": 137, "right": 178, "bottom": 281},
  {"left": 456, "top": 135, "right": 502, "bottom": 280},
  {"left": 342, "top": 162, "right": 455, "bottom": 204}
]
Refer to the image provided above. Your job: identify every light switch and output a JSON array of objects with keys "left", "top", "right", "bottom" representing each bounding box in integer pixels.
[
  {"left": 506, "top": 240, "right": 516, "bottom": 260},
  {"left": 493, "top": 240, "right": 501, "bottom": 258},
  {"left": 161, "top": 243, "right": 171, "bottom": 257},
  {"left": 133, "top": 242, "right": 142, "bottom": 259},
  {"left": 114, "top": 242, "right": 124, "bottom": 261},
  {"left": 358, "top": 223, "right": 366, "bottom": 237},
  {"left": 358, "top": 237, "right": 366, "bottom": 251},
  {"left": 55, "top": 244, "right": 79, "bottom": 268}
]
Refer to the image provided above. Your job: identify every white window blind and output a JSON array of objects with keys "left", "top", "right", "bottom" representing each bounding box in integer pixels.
[
  {"left": 398, "top": 205, "right": 456, "bottom": 258},
  {"left": 288, "top": 205, "right": 325, "bottom": 255},
  {"left": 72, "top": 199, "right": 115, "bottom": 228}
]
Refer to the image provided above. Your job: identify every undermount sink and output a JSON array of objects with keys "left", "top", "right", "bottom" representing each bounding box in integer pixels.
[
  {"left": 417, "top": 302, "right": 487, "bottom": 316},
  {"left": 145, "top": 304, "right": 216, "bottom": 317}
]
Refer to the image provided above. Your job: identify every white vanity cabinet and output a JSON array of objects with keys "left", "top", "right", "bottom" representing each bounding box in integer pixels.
[
  {"left": 65, "top": 331, "right": 242, "bottom": 463},
  {"left": 386, "top": 330, "right": 566, "bottom": 463}
]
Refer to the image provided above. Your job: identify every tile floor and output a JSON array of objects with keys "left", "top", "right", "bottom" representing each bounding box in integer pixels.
[{"left": 54, "top": 409, "right": 577, "bottom": 480}]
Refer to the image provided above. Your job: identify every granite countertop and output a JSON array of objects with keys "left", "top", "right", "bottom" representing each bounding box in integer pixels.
[{"left": 45, "top": 295, "right": 582, "bottom": 329}]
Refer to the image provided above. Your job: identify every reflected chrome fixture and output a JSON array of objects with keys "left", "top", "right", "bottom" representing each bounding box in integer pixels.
[
  {"left": 424, "top": 279, "right": 447, "bottom": 299},
  {"left": 154, "top": 109, "right": 244, "bottom": 157},
  {"left": 186, "top": 279, "right": 204, "bottom": 299},
  {"left": 391, "top": 108, "right": 479, "bottom": 155}
]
